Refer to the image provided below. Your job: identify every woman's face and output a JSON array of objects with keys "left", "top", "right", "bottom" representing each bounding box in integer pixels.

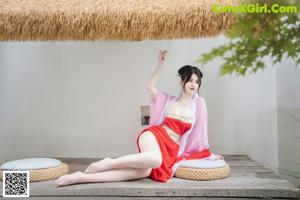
[{"left": 181, "top": 73, "right": 200, "bottom": 95}]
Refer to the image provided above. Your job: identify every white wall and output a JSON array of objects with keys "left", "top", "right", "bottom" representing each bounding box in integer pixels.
[
  {"left": 276, "top": 59, "right": 300, "bottom": 186},
  {"left": 0, "top": 38, "right": 278, "bottom": 172}
]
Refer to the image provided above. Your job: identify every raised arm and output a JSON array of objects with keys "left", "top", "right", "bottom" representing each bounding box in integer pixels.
[{"left": 147, "top": 50, "right": 167, "bottom": 100}]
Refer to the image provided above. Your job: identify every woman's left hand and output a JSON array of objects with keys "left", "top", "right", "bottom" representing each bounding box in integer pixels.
[{"left": 215, "top": 154, "right": 224, "bottom": 160}]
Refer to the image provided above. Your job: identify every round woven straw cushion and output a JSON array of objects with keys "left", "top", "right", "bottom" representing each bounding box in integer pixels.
[
  {"left": 0, "top": 158, "right": 69, "bottom": 182},
  {"left": 1, "top": 158, "right": 62, "bottom": 170},
  {"left": 175, "top": 163, "right": 230, "bottom": 180}
]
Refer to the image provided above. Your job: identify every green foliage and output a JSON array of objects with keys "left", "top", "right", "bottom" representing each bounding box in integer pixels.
[{"left": 198, "top": 2, "right": 300, "bottom": 76}]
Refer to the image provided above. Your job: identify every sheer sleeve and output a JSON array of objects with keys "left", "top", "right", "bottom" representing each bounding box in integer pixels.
[
  {"left": 149, "top": 89, "right": 171, "bottom": 126},
  {"left": 199, "top": 97, "right": 209, "bottom": 149}
]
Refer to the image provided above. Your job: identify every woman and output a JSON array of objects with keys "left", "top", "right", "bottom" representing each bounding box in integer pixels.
[{"left": 55, "top": 50, "right": 223, "bottom": 187}]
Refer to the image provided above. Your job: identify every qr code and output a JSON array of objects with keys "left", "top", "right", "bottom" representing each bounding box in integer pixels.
[{"left": 2, "top": 171, "right": 30, "bottom": 197}]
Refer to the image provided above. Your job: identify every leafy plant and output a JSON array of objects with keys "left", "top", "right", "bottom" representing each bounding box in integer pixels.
[{"left": 198, "top": 1, "right": 300, "bottom": 76}]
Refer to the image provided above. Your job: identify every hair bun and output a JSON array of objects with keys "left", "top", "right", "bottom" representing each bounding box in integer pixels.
[{"left": 178, "top": 65, "right": 191, "bottom": 76}]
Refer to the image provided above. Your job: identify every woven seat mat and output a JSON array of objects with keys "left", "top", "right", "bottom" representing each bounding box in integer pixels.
[
  {"left": 0, "top": 163, "right": 69, "bottom": 182},
  {"left": 175, "top": 164, "right": 230, "bottom": 180}
]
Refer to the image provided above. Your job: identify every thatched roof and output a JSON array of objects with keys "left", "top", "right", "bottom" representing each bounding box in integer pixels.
[{"left": 0, "top": 0, "right": 236, "bottom": 41}]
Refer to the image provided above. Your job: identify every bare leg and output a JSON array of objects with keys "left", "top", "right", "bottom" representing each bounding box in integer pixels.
[
  {"left": 84, "top": 151, "right": 161, "bottom": 173},
  {"left": 55, "top": 168, "right": 152, "bottom": 187},
  {"left": 85, "top": 131, "right": 162, "bottom": 173}
]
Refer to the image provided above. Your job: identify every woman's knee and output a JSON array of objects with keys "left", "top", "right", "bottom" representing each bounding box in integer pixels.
[
  {"left": 138, "top": 131, "right": 162, "bottom": 168},
  {"left": 136, "top": 168, "right": 152, "bottom": 178},
  {"left": 138, "top": 131, "right": 160, "bottom": 152},
  {"left": 146, "top": 151, "right": 162, "bottom": 168}
]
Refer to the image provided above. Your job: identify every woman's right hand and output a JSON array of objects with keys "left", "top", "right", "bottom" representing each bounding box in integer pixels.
[{"left": 158, "top": 50, "right": 167, "bottom": 65}]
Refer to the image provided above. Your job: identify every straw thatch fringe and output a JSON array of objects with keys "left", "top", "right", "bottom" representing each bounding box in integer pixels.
[{"left": 0, "top": 0, "right": 237, "bottom": 41}]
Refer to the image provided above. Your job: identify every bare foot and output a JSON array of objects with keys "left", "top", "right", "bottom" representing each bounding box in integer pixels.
[
  {"left": 84, "top": 158, "right": 114, "bottom": 173},
  {"left": 55, "top": 171, "right": 84, "bottom": 187}
]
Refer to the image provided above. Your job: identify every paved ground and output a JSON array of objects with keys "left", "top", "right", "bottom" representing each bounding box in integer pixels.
[{"left": 1, "top": 155, "right": 299, "bottom": 199}]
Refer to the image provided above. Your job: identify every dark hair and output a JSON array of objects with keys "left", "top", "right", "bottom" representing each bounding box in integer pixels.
[{"left": 177, "top": 65, "right": 203, "bottom": 94}]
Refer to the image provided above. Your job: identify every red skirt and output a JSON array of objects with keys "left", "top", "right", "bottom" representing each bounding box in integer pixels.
[{"left": 136, "top": 125, "right": 180, "bottom": 182}]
